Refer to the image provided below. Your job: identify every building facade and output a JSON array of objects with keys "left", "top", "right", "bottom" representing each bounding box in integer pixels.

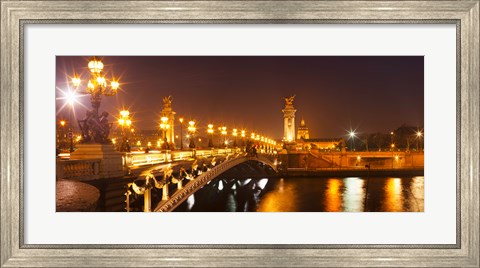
[{"left": 297, "top": 118, "right": 310, "bottom": 140}]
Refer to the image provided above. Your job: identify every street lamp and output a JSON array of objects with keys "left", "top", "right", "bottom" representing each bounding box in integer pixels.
[
  {"left": 416, "top": 130, "right": 423, "bottom": 151},
  {"left": 179, "top": 118, "right": 184, "bottom": 150},
  {"left": 188, "top": 120, "right": 196, "bottom": 149},
  {"left": 160, "top": 116, "right": 170, "bottom": 150},
  {"left": 221, "top": 126, "right": 227, "bottom": 148},
  {"left": 391, "top": 143, "right": 396, "bottom": 168},
  {"left": 241, "top": 130, "right": 246, "bottom": 151},
  {"left": 349, "top": 131, "right": 356, "bottom": 151},
  {"left": 207, "top": 124, "right": 214, "bottom": 148},
  {"left": 232, "top": 128, "right": 238, "bottom": 148},
  {"left": 118, "top": 110, "right": 132, "bottom": 152},
  {"left": 58, "top": 120, "right": 66, "bottom": 151},
  {"left": 70, "top": 57, "right": 121, "bottom": 144},
  {"left": 390, "top": 131, "right": 395, "bottom": 150}
]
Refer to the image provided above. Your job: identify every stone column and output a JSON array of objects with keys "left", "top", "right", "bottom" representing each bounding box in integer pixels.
[
  {"left": 282, "top": 96, "right": 297, "bottom": 142},
  {"left": 161, "top": 95, "right": 176, "bottom": 148}
]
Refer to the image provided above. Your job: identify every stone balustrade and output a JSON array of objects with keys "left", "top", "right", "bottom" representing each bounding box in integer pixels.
[
  {"left": 56, "top": 159, "right": 101, "bottom": 181},
  {"left": 124, "top": 148, "right": 238, "bottom": 167}
]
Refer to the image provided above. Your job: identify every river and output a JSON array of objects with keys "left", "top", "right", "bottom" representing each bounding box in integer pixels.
[{"left": 174, "top": 176, "right": 424, "bottom": 212}]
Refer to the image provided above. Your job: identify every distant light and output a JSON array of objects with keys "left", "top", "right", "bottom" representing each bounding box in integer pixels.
[{"left": 349, "top": 131, "right": 355, "bottom": 138}]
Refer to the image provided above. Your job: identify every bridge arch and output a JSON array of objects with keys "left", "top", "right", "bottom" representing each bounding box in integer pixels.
[{"left": 153, "top": 155, "right": 277, "bottom": 212}]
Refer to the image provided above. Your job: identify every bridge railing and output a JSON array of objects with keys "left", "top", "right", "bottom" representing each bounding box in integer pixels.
[
  {"left": 124, "top": 148, "right": 240, "bottom": 167},
  {"left": 56, "top": 159, "right": 101, "bottom": 181}
]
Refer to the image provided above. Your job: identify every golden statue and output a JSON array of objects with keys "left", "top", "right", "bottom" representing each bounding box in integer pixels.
[
  {"left": 284, "top": 95, "right": 295, "bottom": 106},
  {"left": 162, "top": 95, "right": 173, "bottom": 108},
  {"left": 163, "top": 95, "right": 173, "bottom": 104}
]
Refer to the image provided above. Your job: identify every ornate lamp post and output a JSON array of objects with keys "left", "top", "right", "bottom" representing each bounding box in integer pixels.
[
  {"left": 118, "top": 110, "right": 132, "bottom": 152},
  {"left": 232, "top": 128, "right": 238, "bottom": 148},
  {"left": 179, "top": 117, "right": 184, "bottom": 150},
  {"left": 221, "top": 126, "right": 227, "bottom": 148},
  {"left": 188, "top": 120, "right": 196, "bottom": 149},
  {"left": 70, "top": 57, "right": 120, "bottom": 144},
  {"left": 160, "top": 116, "right": 170, "bottom": 150},
  {"left": 260, "top": 136, "right": 265, "bottom": 152},
  {"left": 59, "top": 120, "right": 66, "bottom": 150},
  {"left": 241, "top": 130, "right": 246, "bottom": 151},
  {"left": 207, "top": 124, "right": 214, "bottom": 148}
]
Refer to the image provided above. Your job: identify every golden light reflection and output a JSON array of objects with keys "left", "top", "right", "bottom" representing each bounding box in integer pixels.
[
  {"left": 257, "top": 178, "right": 298, "bottom": 212},
  {"left": 409, "top": 176, "right": 424, "bottom": 212},
  {"left": 324, "top": 178, "right": 342, "bottom": 212},
  {"left": 382, "top": 178, "right": 403, "bottom": 211}
]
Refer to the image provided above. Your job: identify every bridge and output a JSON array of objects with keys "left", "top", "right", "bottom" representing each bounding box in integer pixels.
[
  {"left": 56, "top": 148, "right": 257, "bottom": 181},
  {"left": 152, "top": 154, "right": 277, "bottom": 212}
]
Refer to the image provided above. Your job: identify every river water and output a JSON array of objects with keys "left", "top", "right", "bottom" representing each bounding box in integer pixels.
[{"left": 175, "top": 176, "right": 424, "bottom": 212}]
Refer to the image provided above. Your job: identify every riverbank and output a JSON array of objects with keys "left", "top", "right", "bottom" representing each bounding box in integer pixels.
[{"left": 285, "top": 167, "right": 424, "bottom": 177}]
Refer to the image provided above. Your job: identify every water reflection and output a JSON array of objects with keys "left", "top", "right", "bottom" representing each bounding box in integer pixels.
[
  {"left": 410, "top": 176, "right": 424, "bottom": 211},
  {"left": 257, "top": 178, "right": 298, "bottom": 212},
  {"left": 382, "top": 178, "right": 403, "bottom": 212},
  {"left": 343, "top": 177, "right": 365, "bottom": 212},
  {"left": 325, "top": 179, "right": 342, "bottom": 212},
  {"left": 174, "top": 176, "right": 424, "bottom": 212}
]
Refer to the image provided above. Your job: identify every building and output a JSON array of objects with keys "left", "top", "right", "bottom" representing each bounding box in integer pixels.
[
  {"left": 297, "top": 118, "right": 310, "bottom": 140},
  {"left": 302, "top": 138, "right": 344, "bottom": 151}
]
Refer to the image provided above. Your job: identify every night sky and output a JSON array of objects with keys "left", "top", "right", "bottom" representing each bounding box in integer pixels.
[{"left": 56, "top": 56, "right": 424, "bottom": 139}]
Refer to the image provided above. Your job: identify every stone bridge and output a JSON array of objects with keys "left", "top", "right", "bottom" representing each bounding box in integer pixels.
[{"left": 153, "top": 155, "right": 277, "bottom": 212}]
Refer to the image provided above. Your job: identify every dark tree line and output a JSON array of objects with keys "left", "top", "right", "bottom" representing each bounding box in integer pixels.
[{"left": 350, "top": 124, "right": 424, "bottom": 152}]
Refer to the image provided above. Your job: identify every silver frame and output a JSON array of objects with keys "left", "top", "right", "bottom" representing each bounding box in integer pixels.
[{"left": 1, "top": 1, "right": 478, "bottom": 267}]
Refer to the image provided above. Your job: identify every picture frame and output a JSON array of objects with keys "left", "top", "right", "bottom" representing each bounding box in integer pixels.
[{"left": 1, "top": 0, "right": 478, "bottom": 267}]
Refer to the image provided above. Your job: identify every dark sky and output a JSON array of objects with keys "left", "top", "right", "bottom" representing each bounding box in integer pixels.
[{"left": 56, "top": 56, "right": 424, "bottom": 139}]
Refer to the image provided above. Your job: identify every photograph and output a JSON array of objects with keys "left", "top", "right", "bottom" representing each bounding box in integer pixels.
[
  {"left": 56, "top": 56, "right": 424, "bottom": 212},
  {"left": 3, "top": 0, "right": 478, "bottom": 266}
]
